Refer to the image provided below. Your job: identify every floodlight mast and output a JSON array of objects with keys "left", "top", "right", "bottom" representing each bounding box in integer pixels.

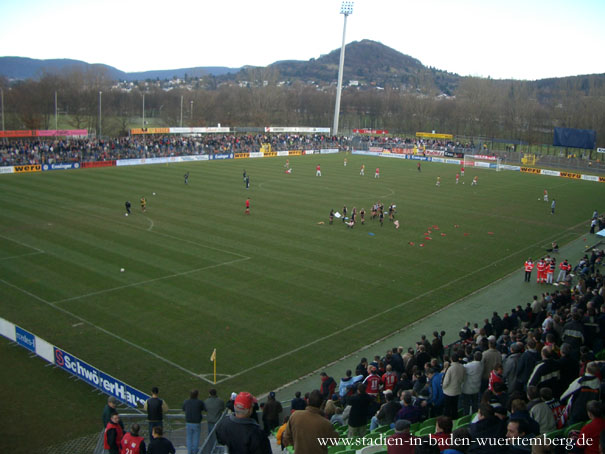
[{"left": 332, "top": 1, "right": 353, "bottom": 136}]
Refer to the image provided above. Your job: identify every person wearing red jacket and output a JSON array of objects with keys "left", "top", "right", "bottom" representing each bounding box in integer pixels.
[
  {"left": 121, "top": 424, "right": 146, "bottom": 454},
  {"left": 536, "top": 258, "right": 547, "bottom": 283},
  {"left": 104, "top": 413, "right": 124, "bottom": 454},
  {"left": 524, "top": 258, "right": 534, "bottom": 282}
]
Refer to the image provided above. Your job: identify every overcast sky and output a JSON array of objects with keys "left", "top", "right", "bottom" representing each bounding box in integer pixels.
[{"left": 1, "top": 0, "right": 603, "bottom": 80}]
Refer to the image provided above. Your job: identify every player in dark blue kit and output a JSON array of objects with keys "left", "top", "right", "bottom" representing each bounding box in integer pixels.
[
  {"left": 125, "top": 201, "right": 131, "bottom": 215},
  {"left": 184, "top": 172, "right": 189, "bottom": 184}
]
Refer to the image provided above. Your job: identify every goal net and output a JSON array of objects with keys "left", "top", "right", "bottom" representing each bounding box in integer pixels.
[{"left": 463, "top": 154, "right": 502, "bottom": 171}]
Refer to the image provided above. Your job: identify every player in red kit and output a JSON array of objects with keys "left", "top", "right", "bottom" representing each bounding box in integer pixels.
[
  {"left": 245, "top": 198, "right": 250, "bottom": 215},
  {"left": 316, "top": 164, "right": 321, "bottom": 176},
  {"left": 375, "top": 167, "right": 380, "bottom": 178}
]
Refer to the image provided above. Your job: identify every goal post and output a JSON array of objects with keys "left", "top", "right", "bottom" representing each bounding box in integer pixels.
[{"left": 463, "top": 154, "right": 502, "bottom": 172}]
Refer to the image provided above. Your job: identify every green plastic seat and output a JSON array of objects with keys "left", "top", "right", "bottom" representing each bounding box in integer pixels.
[
  {"left": 545, "top": 428, "right": 566, "bottom": 439},
  {"left": 564, "top": 421, "right": 587, "bottom": 437},
  {"left": 415, "top": 425, "right": 435, "bottom": 436}
]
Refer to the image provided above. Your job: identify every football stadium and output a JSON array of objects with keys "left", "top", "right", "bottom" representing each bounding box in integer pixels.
[{"left": 2, "top": 129, "right": 605, "bottom": 453}]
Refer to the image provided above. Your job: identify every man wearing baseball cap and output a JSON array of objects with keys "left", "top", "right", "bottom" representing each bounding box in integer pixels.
[{"left": 215, "top": 392, "right": 271, "bottom": 454}]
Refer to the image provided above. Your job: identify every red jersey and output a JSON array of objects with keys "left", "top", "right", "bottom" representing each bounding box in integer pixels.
[
  {"left": 121, "top": 433, "right": 145, "bottom": 454},
  {"left": 524, "top": 261, "right": 534, "bottom": 272},
  {"left": 245, "top": 199, "right": 250, "bottom": 208},
  {"left": 536, "top": 260, "right": 546, "bottom": 272},
  {"left": 376, "top": 168, "right": 379, "bottom": 173},
  {"left": 363, "top": 374, "right": 382, "bottom": 396},
  {"left": 382, "top": 371, "right": 398, "bottom": 391},
  {"left": 316, "top": 165, "right": 320, "bottom": 171}
]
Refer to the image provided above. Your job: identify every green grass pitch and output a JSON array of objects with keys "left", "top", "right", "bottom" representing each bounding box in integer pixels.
[{"left": 0, "top": 153, "right": 603, "bottom": 450}]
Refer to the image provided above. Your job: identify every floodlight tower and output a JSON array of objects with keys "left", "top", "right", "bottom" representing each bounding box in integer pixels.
[{"left": 332, "top": 1, "right": 354, "bottom": 137}]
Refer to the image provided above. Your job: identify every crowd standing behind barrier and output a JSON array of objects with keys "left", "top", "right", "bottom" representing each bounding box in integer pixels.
[
  {"left": 0, "top": 134, "right": 352, "bottom": 166},
  {"left": 0, "top": 134, "right": 486, "bottom": 167}
]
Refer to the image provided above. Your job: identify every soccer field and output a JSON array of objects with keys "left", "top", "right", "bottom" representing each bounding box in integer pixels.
[{"left": 1, "top": 154, "right": 602, "bottom": 403}]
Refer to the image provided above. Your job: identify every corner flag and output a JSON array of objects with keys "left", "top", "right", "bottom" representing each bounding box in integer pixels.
[{"left": 210, "top": 348, "right": 217, "bottom": 384}]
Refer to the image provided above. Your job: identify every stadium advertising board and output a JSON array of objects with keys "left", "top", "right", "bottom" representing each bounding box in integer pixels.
[
  {"left": 169, "top": 127, "right": 231, "bottom": 134},
  {"left": 264, "top": 127, "right": 330, "bottom": 133},
  {"left": 211, "top": 154, "right": 233, "bottom": 160},
  {"left": 0, "top": 166, "right": 14, "bottom": 174},
  {"left": 263, "top": 151, "right": 277, "bottom": 157},
  {"left": 521, "top": 167, "right": 542, "bottom": 175},
  {"left": 82, "top": 161, "right": 115, "bottom": 168},
  {"left": 37, "top": 129, "right": 87, "bottom": 137},
  {"left": 0, "top": 129, "right": 87, "bottom": 138},
  {"left": 42, "top": 163, "right": 81, "bottom": 171},
  {"left": 415, "top": 132, "right": 453, "bottom": 139},
  {"left": 179, "top": 155, "right": 210, "bottom": 161},
  {"left": 130, "top": 128, "right": 170, "bottom": 135},
  {"left": 391, "top": 148, "right": 413, "bottom": 155},
  {"left": 560, "top": 171, "right": 582, "bottom": 180},
  {"left": 583, "top": 175, "right": 599, "bottom": 182},
  {"left": 249, "top": 152, "right": 264, "bottom": 158},
  {"left": 424, "top": 150, "right": 445, "bottom": 157},
  {"left": 54, "top": 347, "right": 150, "bottom": 407},
  {"left": 15, "top": 326, "right": 36, "bottom": 353},
  {"left": 541, "top": 169, "right": 560, "bottom": 177},
  {"left": 13, "top": 165, "right": 41, "bottom": 173},
  {"left": 288, "top": 150, "right": 303, "bottom": 156},
  {"left": 598, "top": 148, "right": 605, "bottom": 154},
  {"left": 353, "top": 129, "right": 389, "bottom": 134},
  {"left": 381, "top": 153, "right": 406, "bottom": 159},
  {"left": 235, "top": 153, "right": 249, "bottom": 159},
  {"left": 0, "top": 130, "right": 35, "bottom": 138},
  {"left": 320, "top": 149, "right": 339, "bottom": 154},
  {"left": 369, "top": 147, "right": 383, "bottom": 153},
  {"left": 446, "top": 159, "right": 462, "bottom": 165}
]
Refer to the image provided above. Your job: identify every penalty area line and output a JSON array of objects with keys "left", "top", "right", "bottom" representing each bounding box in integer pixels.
[
  {"left": 215, "top": 221, "right": 588, "bottom": 384},
  {"left": 0, "top": 277, "right": 214, "bottom": 383},
  {"left": 52, "top": 257, "right": 251, "bottom": 305},
  {"left": 0, "top": 233, "right": 45, "bottom": 253}
]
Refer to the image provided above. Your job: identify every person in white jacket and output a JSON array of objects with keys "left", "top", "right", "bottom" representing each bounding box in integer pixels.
[
  {"left": 460, "top": 352, "right": 483, "bottom": 416},
  {"left": 442, "top": 352, "right": 466, "bottom": 419}
]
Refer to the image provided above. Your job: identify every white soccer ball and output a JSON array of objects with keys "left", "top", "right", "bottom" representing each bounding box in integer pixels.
[
  {"left": 125, "top": 213, "right": 128, "bottom": 216},
  {"left": 120, "top": 268, "right": 125, "bottom": 272},
  {"left": 153, "top": 192, "right": 156, "bottom": 195},
  {"left": 462, "top": 182, "right": 465, "bottom": 184}
]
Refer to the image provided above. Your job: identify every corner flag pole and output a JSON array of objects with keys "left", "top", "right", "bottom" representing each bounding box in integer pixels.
[{"left": 210, "top": 348, "right": 217, "bottom": 384}]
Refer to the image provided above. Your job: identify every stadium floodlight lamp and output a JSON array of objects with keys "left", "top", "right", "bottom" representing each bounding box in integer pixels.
[
  {"left": 332, "top": 1, "right": 354, "bottom": 136},
  {"left": 340, "top": 1, "right": 354, "bottom": 16}
]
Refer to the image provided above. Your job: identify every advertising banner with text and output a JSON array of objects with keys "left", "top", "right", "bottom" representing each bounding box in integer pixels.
[{"left": 54, "top": 347, "right": 150, "bottom": 408}]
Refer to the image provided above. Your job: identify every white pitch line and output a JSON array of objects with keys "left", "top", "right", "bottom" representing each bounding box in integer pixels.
[
  {"left": 0, "top": 277, "right": 214, "bottom": 383},
  {"left": 55, "top": 203, "right": 250, "bottom": 260},
  {"left": 0, "top": 233, "right": 44, "bottom": 253},
  {"left": 52, "top": 256, "right": 250, "bottom": 305},
  {"left": 0, "top": 251, "right": 44, "bottom": 261},
  {"left": 215, "top": 220, "right": 589, "bottom": 383},
  {"left": 146, "top": 217, "right": 155, "bottom": 231}
]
